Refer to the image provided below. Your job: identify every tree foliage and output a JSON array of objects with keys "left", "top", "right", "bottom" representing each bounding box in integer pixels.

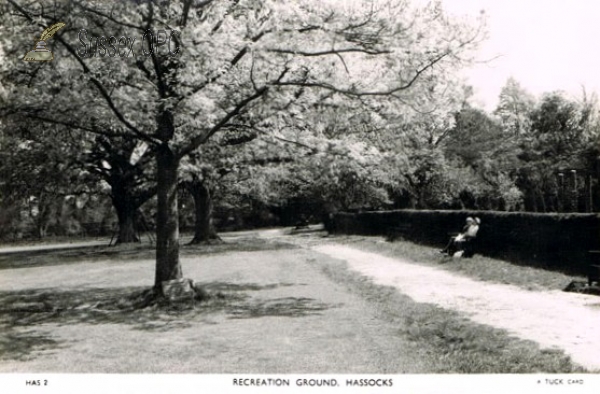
[{"left": 1, "top": 0, "right": 485, "bottom": 293}]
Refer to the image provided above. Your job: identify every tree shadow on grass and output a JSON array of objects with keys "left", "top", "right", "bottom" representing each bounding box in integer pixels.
[
  {"left": 0, "top": 330, "right": 64, "bottom": 361},
  {"left": 193, "top": 282, "right": 329, "bottom": 318},
  {"left": 0, "top": 286, "right": 175, "bottom": 328},
  {"left": 227, "top": 297, "right": 331, "bottom": 319},
  {"left": 0, "top": 283, "right": 333, "bottom": 360},
  {"left": 199, "top": 282, "right": 298, "bottom": 292}
]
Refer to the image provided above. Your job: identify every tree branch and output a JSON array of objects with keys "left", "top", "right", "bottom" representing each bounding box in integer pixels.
[
  {"left": 6, "top": 0, "right": 160, "bottom": 146},
  {"left": 181, "top": 0, "right": 215, "bottom": 27},
  {"left": 178, "top": 86, "right": 270, "bottom": 158},
  {"left": 273, "top": 49, "right": 452, "bottom": 98},
  {"left": 76, "top": 1, "right": 145, "bottom": 32},
  {"left": 270, "top": 135, "right": 318, "bottom": 153},
  {"left": 19, "top": 112, "right": 136, "bottom": 141},
  {"left": 147, "top": 5, "right": 169, "bottom": 99},
  {"left": 266, "top": 48, "right": 392, "bottom": 57}
]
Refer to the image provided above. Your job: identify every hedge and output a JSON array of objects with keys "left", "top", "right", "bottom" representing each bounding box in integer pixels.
[{"left": 326, "top": 210, "right": 600, "bottom": 276}]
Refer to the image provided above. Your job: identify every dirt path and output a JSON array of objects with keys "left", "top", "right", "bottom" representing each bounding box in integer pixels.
[
  {"left": 309, "top": 243, "right": 600, "bottom": 371},
  {"left": 0, "top": 240, "right": 109, "bottom": 255}
]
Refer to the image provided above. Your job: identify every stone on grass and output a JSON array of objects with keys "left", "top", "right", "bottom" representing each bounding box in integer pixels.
[{"left": 161, "top": 278, "right": 196, "bottom": 302}]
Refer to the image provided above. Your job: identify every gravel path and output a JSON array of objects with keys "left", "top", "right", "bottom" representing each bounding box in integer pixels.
[{"left": 311, "top": 243, "right": 600, "bottom": 371}]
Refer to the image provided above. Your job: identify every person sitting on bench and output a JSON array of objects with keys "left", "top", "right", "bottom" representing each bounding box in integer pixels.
[{"left": 440, "top": 217, "right": 480, "bottom": 256}]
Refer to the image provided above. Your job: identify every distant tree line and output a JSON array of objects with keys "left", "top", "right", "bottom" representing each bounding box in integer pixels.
[{"left": 2, "top": 77, "right": 600, "bottom": 242}]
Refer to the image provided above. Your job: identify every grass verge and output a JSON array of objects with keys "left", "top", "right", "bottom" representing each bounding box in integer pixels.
[{"left": 331, "top": 235, "right": 582, "bottom": 292}]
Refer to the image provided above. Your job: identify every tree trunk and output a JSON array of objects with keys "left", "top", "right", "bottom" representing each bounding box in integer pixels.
[
  {"left": 34, "top": 198, "right": 51, "bottom": 240},
  {"left": 36, "top": 222, "right": 48, "bottom": 239},
  {"left": 188, "top": 180, "right": 221, "bottom": 244},
  {"left": 154, "top": 145, "right": 182, "bottom": 293},
  {"left": 116, "top": 206, "right": 139, "bottom": 244},
  {"left": 112, "top": 190, "right": 141, "bottom": 244}
]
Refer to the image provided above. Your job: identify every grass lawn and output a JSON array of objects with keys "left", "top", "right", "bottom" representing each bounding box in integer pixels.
[{"left": 0, "top": 234, "right": 589, "bottom": 373}]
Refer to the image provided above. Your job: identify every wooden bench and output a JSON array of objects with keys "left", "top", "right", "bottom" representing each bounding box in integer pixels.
[
  {"left": 587, "top": 251, "right": 600, "bottom": 286},
  {"left": 445, "top": 232, "right": 478, "bottom": 258},
  {"left": 461, "top": 238, "right": 478, "bottom": 258},
  {"left": 294, "top": 218, "right": 310, "bottom": 230}
]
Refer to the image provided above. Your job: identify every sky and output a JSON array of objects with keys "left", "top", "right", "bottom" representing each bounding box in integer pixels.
[{"left": 439, "top": 0, "right": 600, "bottom": 111}]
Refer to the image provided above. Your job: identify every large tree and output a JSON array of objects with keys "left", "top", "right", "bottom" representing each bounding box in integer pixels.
[
  {"left": 84, "top": 135, "right": 157, "bottom": 243},
  {"left": 494, "top": 77, "right": 536, "bottom": 136},
  {"left": 0, "top": 114, "right": 103, "bottom": 239},
  {"left": 517, "top": 91, "right": 600, "bottom": 212},
  {"left": 1, "top": 0, "right": 484, "bottom": 295},
  {"left": 0, "top": 108, "right": 156, "bottom": 243}
]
